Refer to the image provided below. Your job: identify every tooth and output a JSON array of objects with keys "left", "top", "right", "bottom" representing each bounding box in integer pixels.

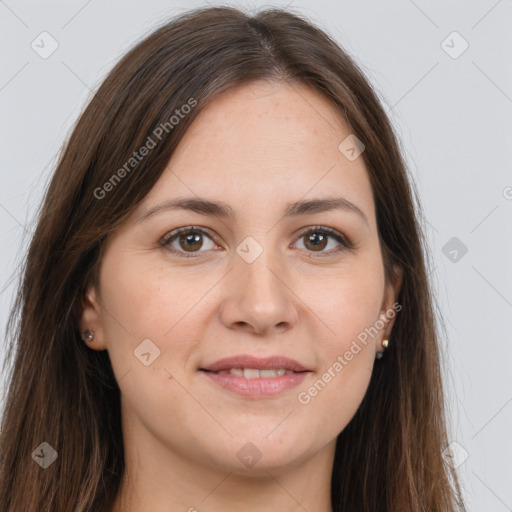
[
  {"left": 277, "top": 368, "right": 286, "bottom": 376},
  {"left": 243, "top": 368, "right": 261, "bottom": 379},
  {"left": 217, "top": 370, "right": 229, "bottom": 374},
  {"left": 259, "top": 369, "right": 279, "bottom": 378},
  {"left": 229, "top": 368, "right": 244, "bottom": 377}
]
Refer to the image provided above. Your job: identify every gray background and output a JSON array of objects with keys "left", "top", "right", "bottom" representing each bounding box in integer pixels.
[{"left": 1, "top": 1, "right": 511, "bottom": 510}]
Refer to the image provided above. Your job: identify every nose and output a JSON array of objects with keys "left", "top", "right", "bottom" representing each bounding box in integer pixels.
[{"left": 218, "top": 251, "right": 299, "bottom": 336}]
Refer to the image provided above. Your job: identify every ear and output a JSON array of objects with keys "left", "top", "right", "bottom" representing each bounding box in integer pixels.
[
  {"left": 77, "top": 286, "right": 108, "bottom": 351},
  {"left": 379, "top": 264, "right": 403, "bottom": 339}
]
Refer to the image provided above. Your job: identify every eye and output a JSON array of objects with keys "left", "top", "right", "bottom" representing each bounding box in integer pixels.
[
  {"left": 160, "top": 225, "right": 352, "bottom": 258},
  {"left": 292, "top": 226, "right": 352, "bottom": 257},
  {"left": 160, "top": 226, "right": 219, "bottom": 257}
]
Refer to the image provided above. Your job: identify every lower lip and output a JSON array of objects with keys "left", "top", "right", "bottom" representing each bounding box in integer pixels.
[{"left": 201, "top": 370, "right": 310, "bottom": 398}]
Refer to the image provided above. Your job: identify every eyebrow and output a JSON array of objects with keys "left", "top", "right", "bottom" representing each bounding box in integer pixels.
[{"left": 135, "top": 196, "right": 369, "bottom": 225}]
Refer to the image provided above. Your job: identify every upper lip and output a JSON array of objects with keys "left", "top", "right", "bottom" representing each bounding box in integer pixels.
[{"left": 200, "top": 354, "right": 310, "bottom": 372}]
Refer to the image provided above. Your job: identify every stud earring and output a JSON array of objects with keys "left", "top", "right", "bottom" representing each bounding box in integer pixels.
[
  {"left": 82, "top": 329, "right": 94, "bottom": 342},
  {"left": 375, "top": 338, "right": 389, "bottom": 360}
]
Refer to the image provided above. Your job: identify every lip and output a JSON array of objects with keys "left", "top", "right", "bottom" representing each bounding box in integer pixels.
[
  {"left": 200, "top": 354, "right": 310, "bottom": 372},
  {"left": 199, "top": 354, "right": 311, "bottom": 399}
]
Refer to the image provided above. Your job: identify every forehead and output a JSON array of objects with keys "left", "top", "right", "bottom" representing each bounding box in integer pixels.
[{"left": 134, "top": 80, "right": 376, "bottom": 229}]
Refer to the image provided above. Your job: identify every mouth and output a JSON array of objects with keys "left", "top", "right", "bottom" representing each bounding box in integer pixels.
[
  {"left": 202, "top": 368, "right": 300, "bottom": 378},
  {"left": 199, "top": 354, "right": 311, "bottom": 398},
  {"left": 200, "top": 354, "right": 310, "bottom": 373}
]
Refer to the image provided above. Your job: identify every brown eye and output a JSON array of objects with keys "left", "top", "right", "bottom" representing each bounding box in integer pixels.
[
  {"left": 303, "top": 231, "right": 328, "bottom": 252},
  {"left": 162, "top": 227, "right": 217, "bottom": 257},
  {"left": 161, "top": 225, "right": 351, "bottom": 259},
  {"left": 178, "top": 231, "right": 204, "bottom": 252},
  {"left": 293, "top": 226, "right": 351, "bottom": 257}
]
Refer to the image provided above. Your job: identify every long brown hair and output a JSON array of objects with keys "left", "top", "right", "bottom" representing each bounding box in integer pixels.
[{"left": 0, "top": 6, "right": 466, "bottom": 511}]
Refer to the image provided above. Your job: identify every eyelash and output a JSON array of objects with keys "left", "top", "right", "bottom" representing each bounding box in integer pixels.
[{"left": 159, "top": 225, "right": 353, "bottom": 259}]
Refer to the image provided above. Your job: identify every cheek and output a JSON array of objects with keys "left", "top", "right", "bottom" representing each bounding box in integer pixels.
[
  {"left": 295, "top": 263, "right": 382, "bottom": 424},
  {"left": 98, "top": 254, "right": 216, "bottom": 380},
  {"left": 306, "top": 258, "right": 384, "bottom": 346},
  {"left": 100, "top": 251, "right": 193, "bottom": 335},
  {"left": 300, "top": 349, "right": 374, "bottom": 444},
  {"left": 98, "top": 260, "right": 203, "bottom": 434},
  {"left": 295, "top": 307, "right": 377, "bottom": 442}
]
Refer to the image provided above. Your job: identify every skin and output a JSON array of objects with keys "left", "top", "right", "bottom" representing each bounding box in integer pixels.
[{"left": 80, "top": 80, "right": 402, "bottom": 512}]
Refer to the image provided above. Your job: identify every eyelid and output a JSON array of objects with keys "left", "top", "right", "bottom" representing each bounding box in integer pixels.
[
  {"left": 159, "top": 224, "right": 352, "bottom": 258},
  {"left": 294, "top": 225, "right": 352, "bottom": 251},
  {"left": 159, "top": 225, "right": 220, "bottom": 256}
]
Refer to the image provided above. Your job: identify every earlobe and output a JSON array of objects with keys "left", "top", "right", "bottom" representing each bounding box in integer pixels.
[
  {"left": 78, "top": 287, "right": 107, "bottom": 351},
  {"left": 82, "top": 329, "right": 94, "bottom": 342},
  {"left": 375, "top": 267, "right": 403, "bottom": 358}
]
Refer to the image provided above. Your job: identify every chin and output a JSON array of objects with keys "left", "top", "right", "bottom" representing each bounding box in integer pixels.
[
  {"left": 204, "top": 433, "right": 316, "bottom": 476},
  {"left": 222, "top": 450, "right": 309, "bottom": 477}
]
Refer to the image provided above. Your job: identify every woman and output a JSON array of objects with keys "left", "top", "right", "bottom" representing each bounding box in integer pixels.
[{"left": 0, "top": 5, "right": 467, "bottom": 511}]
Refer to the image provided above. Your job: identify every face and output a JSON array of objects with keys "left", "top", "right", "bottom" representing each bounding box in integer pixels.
[{"left": 80, "top": 80, "right": 401, "bottom": 477}]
